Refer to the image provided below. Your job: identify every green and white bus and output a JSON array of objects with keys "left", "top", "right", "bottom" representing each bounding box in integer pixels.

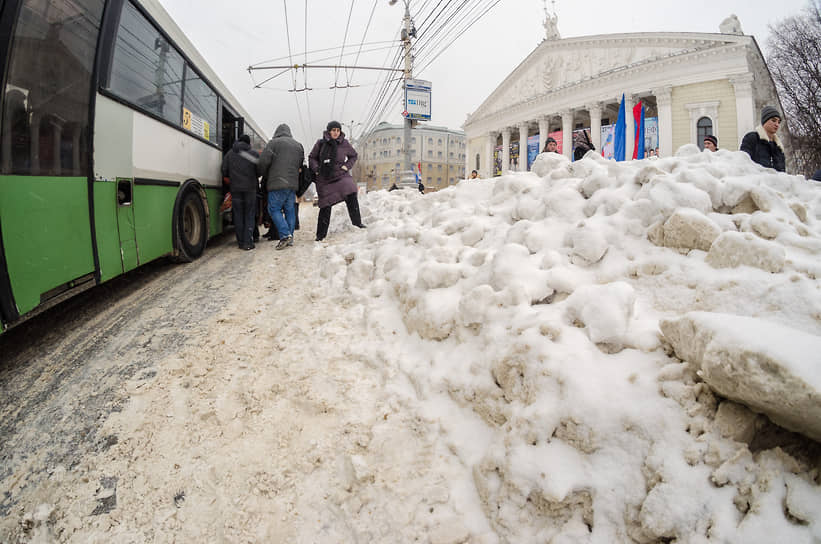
[{"left": 0, "top": 0, "right": 266, "bottom": 332}]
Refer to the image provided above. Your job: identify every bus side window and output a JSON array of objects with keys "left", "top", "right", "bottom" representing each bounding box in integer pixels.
[
  {"left": 105, "top": 1, "right": 184, "bottom": 127},
  {"left": 0, "top": 0, "right": 106, "bottom": 176}
]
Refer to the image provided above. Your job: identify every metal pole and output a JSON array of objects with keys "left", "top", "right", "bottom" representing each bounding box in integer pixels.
[{"left": 400, "top": 0, "right": 414, "bottom": 188}]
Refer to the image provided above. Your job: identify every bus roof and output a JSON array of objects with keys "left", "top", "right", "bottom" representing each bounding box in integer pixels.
[{"left": 138, "top": 0, "right": 267, "bottom": 141}]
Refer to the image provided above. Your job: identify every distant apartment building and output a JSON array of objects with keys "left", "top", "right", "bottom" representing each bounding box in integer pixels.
[{"left": 355, "top": 122, "right": 466, "bottom": 192}]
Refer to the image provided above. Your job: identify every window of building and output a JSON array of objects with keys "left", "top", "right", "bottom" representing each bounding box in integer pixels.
[
  {"left": 437, "top": 151, "right": 443, "bottom": 158},
  {"left": 1, "top": 0, "right": 106, "bottom": 175},
  {"left": 428, "top": 137, "right": 433, "bottom": 144},
  {"left": 427, "top": 150, "right": 432, "bottom": 158},
  {"left": 475, "top": 153, "right": 480, "bottom": 170},
  {"left": 108, "top": 1, "right": 184, "bottom": 126},
  {"left": 437, "top": 164, "right": 442, "bottom": 171},
  {"left": 438, "top": 139, "right": 443, "bottom": 145},
  {"left": 697, "top": 117, "right": 713, "bottom": 150}
]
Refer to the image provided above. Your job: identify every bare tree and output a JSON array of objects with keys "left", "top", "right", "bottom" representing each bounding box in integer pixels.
[{"left": 767, "top": 1, "right": 821, "bottom": 178}]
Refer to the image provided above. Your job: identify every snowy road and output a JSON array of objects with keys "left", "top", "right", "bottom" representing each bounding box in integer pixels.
[{"left": 0, "top": 205, "right": 468, "bottom": 542}]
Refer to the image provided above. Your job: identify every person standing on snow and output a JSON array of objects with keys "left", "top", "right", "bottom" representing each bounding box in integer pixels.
[
  {"left": 309, "top": 121, "right": 365, "bottom": 241},
  {"left": 258, "top": 123, "right": 304, "bottom": 250},
  {"left": 221, "top": 134, "right": 260, "bottom": 251},
  {"left": 740, "top": 106, "right": 786, "bottom": 172}
]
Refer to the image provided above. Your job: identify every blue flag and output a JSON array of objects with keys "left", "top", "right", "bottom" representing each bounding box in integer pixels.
[{"left": 614, "top": 94, "right": 626, "bottom": 162}]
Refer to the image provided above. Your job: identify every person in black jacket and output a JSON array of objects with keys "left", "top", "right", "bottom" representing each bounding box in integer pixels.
[
  {"left": 222, "top": 134, "right": 260, "bottom": 250},
  {"left": 573, "top": 130, "right": 595, "bottom": 161},
  {"left": 740, "top": 106, "right": 786, "bottom": 172}
]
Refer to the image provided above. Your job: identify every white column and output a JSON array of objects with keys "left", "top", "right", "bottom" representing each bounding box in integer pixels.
[
  {"left": 624, "top": 93, "right": 635, "bottom": 160},
  {"left": 730, "top": 74, "right": 755, "bottom": 145},
  {"left": 561, "top": 110, "right": 573, "bottom": 159},
  {"left": 518, "top": 122, "right": 529, "bottom": 171},
  {"left": 485, "top": 131, "right": 497, "bottom": 178},
  {"left": 588, "top": 103, "right": 602, "bottom": 152},
  {"left": 538, "top": 116, "right": 549, "bottom": 153},
  {"left": 501, "top": 128, "right": 511, "bottom": 173},
  {"left": 655, "top": 86, "right": 673, "bottom": 158}
]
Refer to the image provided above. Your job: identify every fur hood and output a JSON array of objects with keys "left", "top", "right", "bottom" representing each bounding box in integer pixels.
[{"left": 756, "top": 125, "right": 784, "bottom": 151}]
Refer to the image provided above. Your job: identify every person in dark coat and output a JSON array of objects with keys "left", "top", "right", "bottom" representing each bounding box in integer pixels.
[
  {"left": 811, "top": 169, "right": 821, "bottom": 182},
  {"left": 309, "top": 121, "right": 365, "bottom": 241},
  {"left": 221, "top": 134, "right": 259, "bottom": 250},
  {"left": 740, "top": 106, "right": 786, "bottom": 172},
  {"left": 572, "top": 130, "right": 594, "bottom": 161},
  {"left": 258, "top": 123, "right": 304, "bottom": 249},
  {"left": 543, "top": 137, "right": 558, "bottom": 153}
]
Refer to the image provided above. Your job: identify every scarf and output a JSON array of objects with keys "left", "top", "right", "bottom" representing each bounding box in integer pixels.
[{"left": 319, "top": 137, "right": 338, "bottom": 179}]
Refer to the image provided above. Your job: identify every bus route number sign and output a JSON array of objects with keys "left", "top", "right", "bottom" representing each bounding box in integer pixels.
[{"left": 405, "top": 79, "right": 431, "bottom": 121}]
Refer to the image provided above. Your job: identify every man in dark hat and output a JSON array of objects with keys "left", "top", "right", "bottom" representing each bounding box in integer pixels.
[
  {"left": 543, "top": 136, "right": 558, "bottom": 153},
  {"left": 703, "top": 134, "right": 718, "bottom": 152},
  {"left": 740, "top": 106, "right": 785, "bottom": 172}
]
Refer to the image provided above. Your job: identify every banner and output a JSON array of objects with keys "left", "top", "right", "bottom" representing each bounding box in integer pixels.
[
  {"left": 494, "top": 145, "right": 502, "bottom": 176},
  {"left": 601, "top": 124, "right": 615, "bottom": 159},
  {"left": 527, "top": 135, "right": 540, "bottom": 169},
  {"left": 510, "top": 141, "right": 520, "bottom": 171},
  {"left": 644, "top": 117, "right": 659, "bottom": 157}
]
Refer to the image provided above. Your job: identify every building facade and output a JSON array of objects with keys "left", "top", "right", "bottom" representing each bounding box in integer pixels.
[
  {"left": 463, "top": 16, "right": 785, "bottom": 177},
  {"left": 356, "top": 122, "right": 466, "bottom": 192}
]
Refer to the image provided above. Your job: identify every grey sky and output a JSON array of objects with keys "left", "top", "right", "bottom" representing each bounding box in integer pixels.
[{"left": 156, "top": 0, "right": 808, "bottom": 145}]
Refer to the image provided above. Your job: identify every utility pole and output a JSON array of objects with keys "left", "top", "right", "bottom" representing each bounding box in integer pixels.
[{"left": 399, "top": 0, "right": 415, "bottom": 188}]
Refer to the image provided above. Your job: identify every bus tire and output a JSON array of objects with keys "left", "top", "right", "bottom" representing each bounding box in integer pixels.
[{"left": 173, "top": 186, "right": 208, "bottom": 262}]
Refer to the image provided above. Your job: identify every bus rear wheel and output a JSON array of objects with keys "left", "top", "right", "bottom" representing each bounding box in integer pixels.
[{"left": 174, "top": 188, "right": 208, "bottom": 262}]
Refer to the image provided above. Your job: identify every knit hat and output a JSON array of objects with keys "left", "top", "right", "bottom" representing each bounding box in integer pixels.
[
  {"left": 761, "top": 105, "right": 781, "bottom": 125},
  {"left": 327, "top": 120, "right": 342, "bottom": 131},
  {"left": 703, "top": 134, "right": 717, "bottom": 147},
  {"left": 546, "top": 137, "right": 557, "bottom": 144}
]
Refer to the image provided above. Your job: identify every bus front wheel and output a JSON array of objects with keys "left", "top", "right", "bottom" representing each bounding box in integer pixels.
[{"left": 173, "top": 188, "right": 208, "bottom": 262}]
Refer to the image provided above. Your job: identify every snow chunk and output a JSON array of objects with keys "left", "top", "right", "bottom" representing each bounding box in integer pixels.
[
  {"left": 565, "top": 282, "right": 635, "bottom": 346},
  {"left": 705, "top": 231, "right": 786, "bottom": 273},
  {"left": 651, "top": 208, "right": 721, "bottom": 251},
  {"left": 660, "top": 312, "right": 821, "bottom": 441}
]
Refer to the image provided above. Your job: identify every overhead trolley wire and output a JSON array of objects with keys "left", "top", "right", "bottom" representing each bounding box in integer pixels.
[
  {"left": 417, "top": 0, "right": 501, "bottom": 75},
  {"left": 339, "top": 0, "right": 381, "bottom": 132},
  {"left": 282, "top": 0, "right": 308, "bottom": 140},
  {"left": 331, "top": 0, "right": 357, "bottom": 119}
]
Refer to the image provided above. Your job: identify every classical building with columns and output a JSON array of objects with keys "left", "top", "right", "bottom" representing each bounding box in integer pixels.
[{"left": 463, "top": 15, "right": 784, "bottom": 177}]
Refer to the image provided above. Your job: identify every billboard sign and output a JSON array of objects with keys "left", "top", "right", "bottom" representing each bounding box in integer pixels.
[{"left": 405, "top": 79, "right": 432, "bottom": 121}]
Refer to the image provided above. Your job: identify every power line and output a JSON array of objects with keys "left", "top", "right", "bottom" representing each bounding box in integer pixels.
[{"left": 282, "top": 0, "right": 308, "bottom": 140}]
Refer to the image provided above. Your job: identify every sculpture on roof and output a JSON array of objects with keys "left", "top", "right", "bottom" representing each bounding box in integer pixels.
[
  {"left": 719, "top": 14, "right": 744, "bottom": 35},
  {"left": 543, "top": 0, "right": 560, "bottom": 41}
]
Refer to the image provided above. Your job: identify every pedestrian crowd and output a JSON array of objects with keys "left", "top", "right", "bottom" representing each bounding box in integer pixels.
[{"left": 220, "top": 120, "right": 366, "bottom": 251}]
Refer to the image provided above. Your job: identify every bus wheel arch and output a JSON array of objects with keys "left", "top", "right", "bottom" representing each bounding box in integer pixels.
[{"left": 172, "top": 180, "right": 209, "bottom": 262}]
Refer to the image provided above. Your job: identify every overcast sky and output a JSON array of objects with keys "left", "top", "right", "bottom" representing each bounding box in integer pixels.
[{"left": 156, "top": 0, "right": 809, "bottom": 145}]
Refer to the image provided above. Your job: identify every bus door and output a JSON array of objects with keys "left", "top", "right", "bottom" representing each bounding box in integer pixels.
[
  {"left": 221, "top": 107, "right": 244, "bottom": 154},
  {"left": 116, "top": 178, "right": 138, "bottom": 272}
]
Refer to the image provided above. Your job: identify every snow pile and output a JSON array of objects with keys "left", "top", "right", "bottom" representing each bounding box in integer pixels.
[{"left": 320, "top": 145, "right": 821, "bottom": 542}]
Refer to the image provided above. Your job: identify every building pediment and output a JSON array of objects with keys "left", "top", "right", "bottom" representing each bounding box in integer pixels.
[{"left": 469, "top": 33, "right": 750, "bottom": 122}]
